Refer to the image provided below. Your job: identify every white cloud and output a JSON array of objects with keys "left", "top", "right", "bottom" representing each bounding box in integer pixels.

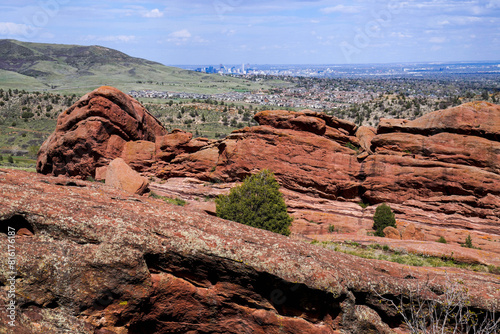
[
  {"left": 142, "top": 9, "right": 163, "bottom": 18},
  {"left": 429, "top": 37, "right": 446, "bottom": 43},
  {"left": 436, "top": 15, "right": 482, "bottom": 26},
  {"left": 169, "top": 29, "right": 191, "bottom": 39},
  {"left": 321, "top": 5, "right": 361, "bottom": 14},
  {"left": 487, "top": 0, "right": 500, "bottom": 8},
  {"left": 453, "top": 16, "right": 482, "bottom": 25},
  {"left": 164, "top": 29, "right": 208, "bottom": 45},
  {"left": 84, "top": 35, "right": 136, "bottom": 43},
  {"left": 221, "top": 28, "right": 236, "bottom": 36},
  {"left": 391, "top": 32, "right": 412, "bottom": 38},
  {"left": 0, "top": 22, "right": 32, "bottom": 36}
]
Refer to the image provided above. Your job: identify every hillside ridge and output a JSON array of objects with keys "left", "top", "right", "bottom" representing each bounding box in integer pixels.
[
  {"left": 0, "top": 39, "right": 163, "bottom": 76},
  {"left": 0, "top": 40, "right": 273, "bottom": 95}
]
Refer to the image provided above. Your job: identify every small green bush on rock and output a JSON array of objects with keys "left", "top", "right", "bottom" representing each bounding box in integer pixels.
[
  {"left": 215, "top": 169, "right": 292, "bottom": 236},
  {"left": 372, "top": 203, "right": 396, "bottom": 237}
]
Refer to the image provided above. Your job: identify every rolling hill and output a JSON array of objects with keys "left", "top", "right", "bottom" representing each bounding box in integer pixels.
[{"left": 0, "top": 39, "right": 279, "bottom": 95}]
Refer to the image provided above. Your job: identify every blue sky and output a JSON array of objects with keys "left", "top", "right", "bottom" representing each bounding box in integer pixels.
[{"left": 0, "top": 0, "right": 499, "bottom": 65}]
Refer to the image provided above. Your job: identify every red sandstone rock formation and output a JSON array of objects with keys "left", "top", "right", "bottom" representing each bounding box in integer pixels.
[
  {"left": 378, "top": 101, "right": 500, "bottom": 140},
  {"left": 1, "top": 169, "right": 499, "bottom": 333},
  {"left": 365, "top": 102, "right": 500, "bottom": 235},
  {"left": 36, "top": 86, "right": 167, "bottom": 178},
  {"left": 36, "top": 87, "right": 500, "bottom": 256}
]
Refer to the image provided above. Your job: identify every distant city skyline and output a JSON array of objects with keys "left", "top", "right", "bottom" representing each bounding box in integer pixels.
[{"left": 1, "top": 1, "right": 499, "bottom": 65}]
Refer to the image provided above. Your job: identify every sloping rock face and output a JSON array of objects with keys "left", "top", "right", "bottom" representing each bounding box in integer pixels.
[
  {"left": 1, "top": 169, "right": 500, "bottom": 333},
  {"left": 36, "top": 86, "right": 167, "bottom": 178}
]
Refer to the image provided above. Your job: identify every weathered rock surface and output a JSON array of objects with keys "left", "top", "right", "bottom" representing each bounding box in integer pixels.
[
  {"left": 121, "top": 140, "right": 156, "bottom": 172},
  {"left": 364, "top": 102, "right": 500, "bottom": 237},
  {"left": 371, "top": 132, "right": 500, "bottom": 173},
  {"left": 378, "top": 101, "right": 500, "bottom": 140},
  {"left": 383, "top": 226, "right": 401, "bottom": 240},
  {"left": 36, "top": 86, "right": 167, "bottom": 178},
  {"left": 105, "top": 158, "right": 149, "bottom": 194},
  {"left": 150, "top": 180, "right": 500, "bottom": 268},
  {"left": 355, "top": 126, "right": 376, "bottom": 154},
  {"left": 1, "top": 169, "right": 500, "bottom": 334}
]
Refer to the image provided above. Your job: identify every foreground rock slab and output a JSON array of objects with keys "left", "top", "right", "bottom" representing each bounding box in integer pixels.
[{"left": 1, "top": 169, "right": 499, "bottom": 333}]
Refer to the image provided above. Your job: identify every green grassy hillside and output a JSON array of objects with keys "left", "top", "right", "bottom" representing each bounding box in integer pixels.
[
  {"left": 0, "top": 69, "right": 47, "bottom": 90},
  {"left": 0, "top": 39, "right": 281, "bottom": 95}
]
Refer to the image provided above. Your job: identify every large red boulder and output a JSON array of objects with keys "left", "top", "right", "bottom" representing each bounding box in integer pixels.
[
  {"left": 155, "top": 129, "right": 212, "bottom": 162},
  {"left": 36, "top": 86, "right": 167, "bottom": 178},
  {"left": 105, "top": 157, "right": 149, "bottom": 194},
  {"left": 364, "top": 101, "right": 500, "bottom": 234},
  {"left": 156, "top": 102, "right": 500, "bottom": 238}
]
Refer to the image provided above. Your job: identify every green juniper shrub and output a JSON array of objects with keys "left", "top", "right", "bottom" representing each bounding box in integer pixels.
[
  {"left": 8, "top": 155, "right": 14, "bottom": 164},
  {"left": 21, "top": 111, "right": 34, "bottom": 119},
  {"left": 215, "top": 169, "right": 292, "bottom": 236},
  {"left": 358, "top": 201, "right": 369, "bottom": 209},
  {"left": 372, "top": 203, "right": 397, "bottom": 237},
  {"left": 462, "top": 234, "right": 475, "bottom": 249},
  {"left": 438, "top": 236, "right": 447, "bottom": 244},
  {"left": 328, "top": 224, "right": 335, "bottom": 233}
]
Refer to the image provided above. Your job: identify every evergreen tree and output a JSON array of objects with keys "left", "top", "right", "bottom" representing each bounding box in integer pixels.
[
  {"left": 463, "top": 234, "right": 474, "bottom": 248},
  {"left": 372, "top": 203, "right": 396, "bottom": 237},
  {"left": 216, "top": 170, "right": 292, "bottom": 236},
  {"left": 482, "top": 90, "right": 489, "bottom": 101}
]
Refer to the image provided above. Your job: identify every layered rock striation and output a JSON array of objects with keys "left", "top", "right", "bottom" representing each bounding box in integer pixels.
[
  {"left": 365, "top": 101, "right": 500, "bottom": 235},
  {"left": 1, "top": 169, "right": 499, "bottom": 333}
]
